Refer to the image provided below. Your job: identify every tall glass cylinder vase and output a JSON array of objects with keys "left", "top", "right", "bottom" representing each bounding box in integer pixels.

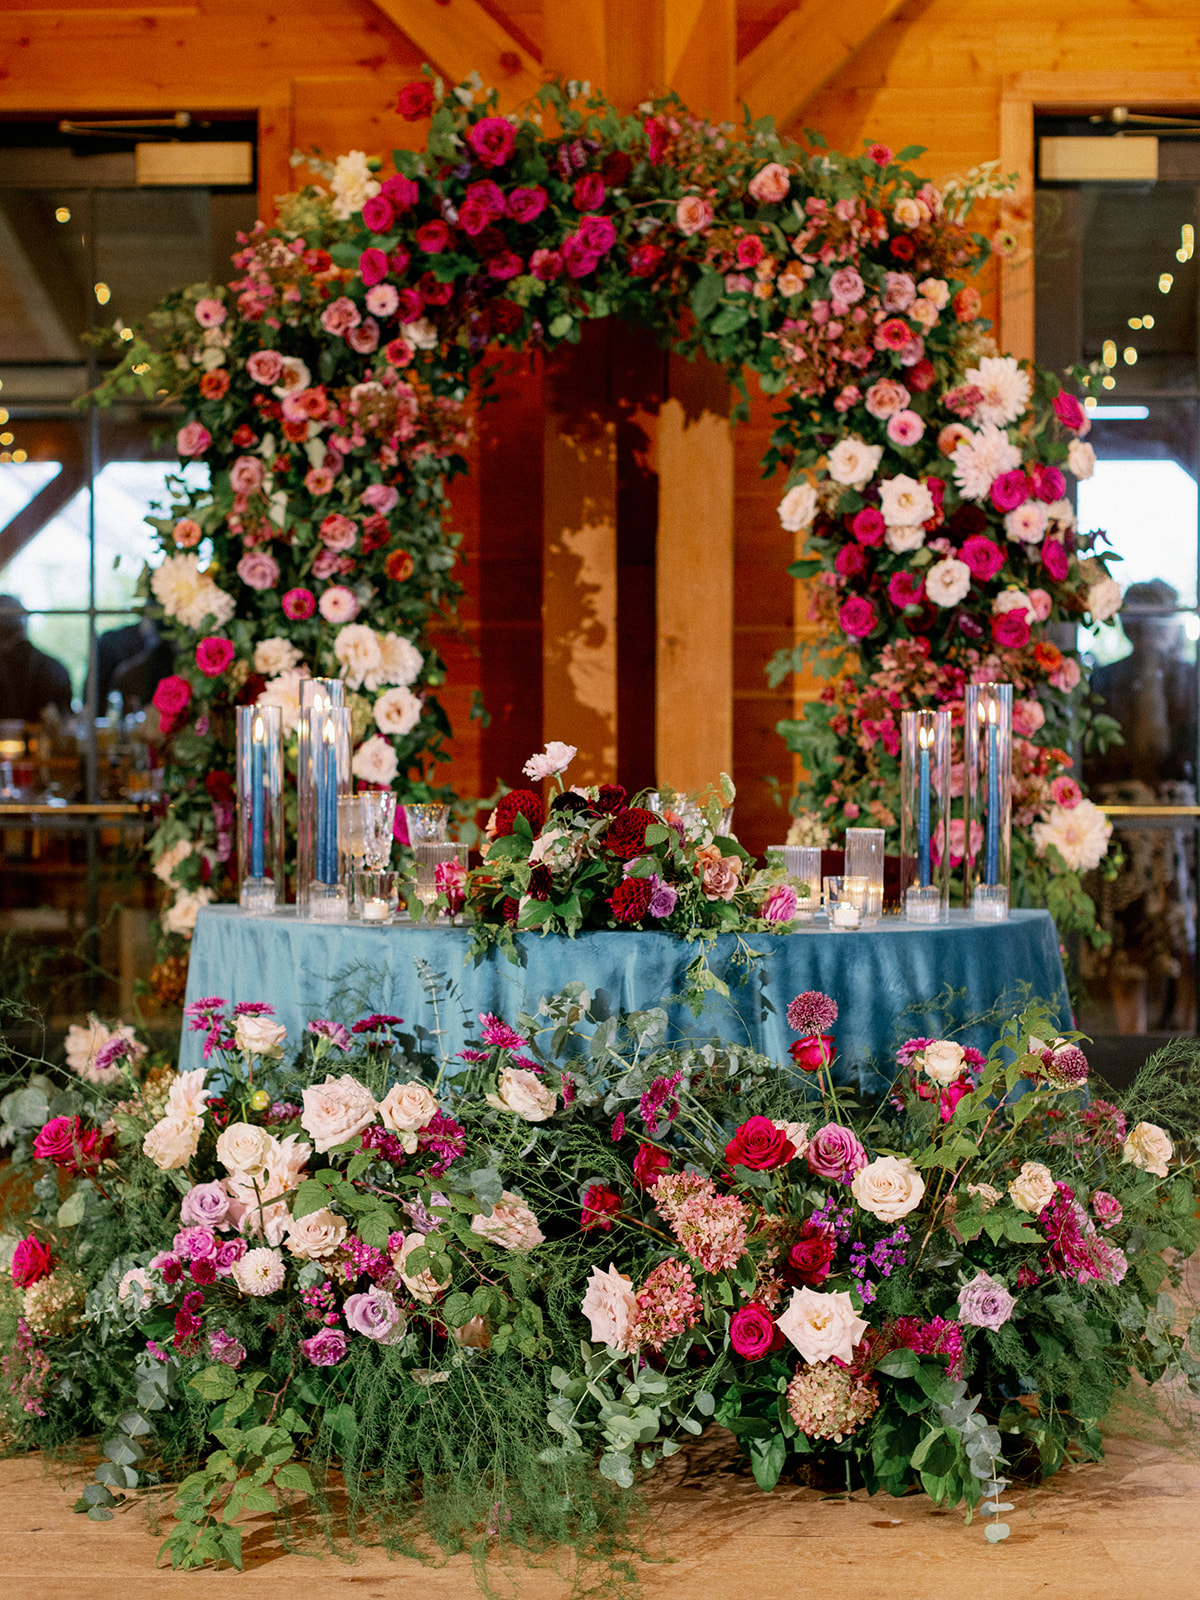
[
  {"left": 844, "top": 827, "right": 884, "bottom": 924},
  {"left": 965, "top": 682, "right": 1012, "bottom": 921},
  {"left": 296, "top": 678, "right": 346, "bottom": 916},
  {"left": 236, "top": 704, "right": 283, "bottom": 914},
  {"left": 297, "top": 703, "right": 351, "bottom": 921},
  {"left": 900, "top": 709, "right": 951, "bottom": 923}
]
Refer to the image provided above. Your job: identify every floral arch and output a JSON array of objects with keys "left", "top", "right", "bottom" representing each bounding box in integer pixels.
[{"left": 97, "top": 75, "right": 1118, "bottom": 969}]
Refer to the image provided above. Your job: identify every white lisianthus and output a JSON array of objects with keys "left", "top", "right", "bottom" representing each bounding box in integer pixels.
[
  {"left": 1067, "top": 438, "right": 1096, "bottom": 480},
  {"left": 352, "top": 733, "right": 398, "bottom": 786},
  {"left": 924, "top": 557, "right": 972, "bottom": 608},
  {"left": 374, "top": 686, "right": 423, "bottom": 737},
  {"left": 884, "top": 523, "right": 925, "bottom": 554},
  {"left": 373, "top": 632, "right": 424, "bottom": 689},
  {"left": 150, "top": 554, "right": 236, "bottom": 631},
  {"left": 257, "top": 668, "right": 310, "bottom": 735},
  {"left": 777, "top": 482, "right": 819, "bottom": 532},
  {"left": 162, "top": 887, "right": 213, "bottom": 938},
  {"left": 951, "top": 424, "right": 1022, "bottom": 501},
  {"left": 329, "top": 150, "right": 380, "bottom": 221},
  {"left": 964, "top": 355, "right": 1032, "bottom": 426},
  {"left": 878, "top": 474, "right": 934, "bottom": 527},
  {"left": 826, "top": 438, "right": 883, "bottom": 488},
  {"left": 334, "top": 623, "right": 382, "bottom": 689},
  {"left": 1032, "top": 798, "right": 1112, "bottom": 872}
]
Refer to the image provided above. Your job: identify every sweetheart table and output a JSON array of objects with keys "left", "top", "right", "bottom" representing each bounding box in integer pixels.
[{"left": 180, "top": 906, "right": 1071, "bottom": 1091}]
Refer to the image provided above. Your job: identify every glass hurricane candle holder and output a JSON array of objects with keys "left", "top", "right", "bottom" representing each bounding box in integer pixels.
[
  {"left": 825, "top": 875, "right": 868, "bottom": 931},
  {"left": 844, "top": 828, "right": 884, "bottom": 923},
  {"left": 781, "top": 845, "right": 822, "bottom": 919},
  {"left": 296, "top": 678, "right": 346, "bottom": 916},
  {"left": 236, "top": 704, "right": 283, "bottom": 914},
  {"left": 413, "top": 840, "right": 461, "bottom": 921},
  {"left": 356, "top": 869, "right": 400, "bottom": 924},
  {"left": 403, "top": 803, "right": 450, "bottom": 845},
  {"left": 965, "top": 683, "right": 1012, "bottom": 921},
  {"left": 901, "top": 709, "right": 951, "bottom": 924},
  {"left": 298, "top": 703, "right": 350, "bottom": 921}
]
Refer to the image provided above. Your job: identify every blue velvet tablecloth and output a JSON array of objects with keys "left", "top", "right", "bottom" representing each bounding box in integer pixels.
[{"left": 181, "top": 907, "right": 1070, "bottom": 1091}]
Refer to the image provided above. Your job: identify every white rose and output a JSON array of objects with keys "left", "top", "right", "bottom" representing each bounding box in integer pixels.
[
  {"left": 374, "top": 686, "right": 423, "bottom": 737},
  {"left": 377, "top": 1080, "right": 439, "bottom": 1135},
  {"left": 776, "top": 1287, "right": 869, "bottom": 1364},
  {"left": 401, "top": 317, "right": 438, "bottom": 351},
  {"left": 333, "top": 623, "right": 382, "bottom": 690},
  {"left": 153, "top": 838, "right": 193, "bottom": 884},
  {"left": 253, "top": 636, "right": 302, "bottom": 677},
  {"left": 374, "top": 632, "right": 423, "bottom": 689},
  {"left": 233, "top": 1013, "right": 287, "bottom": 1058},
  {"left": 925, "top": 557, "right": 972, "bottom": 608},
  {"left": 884, "top": 523, "right": 925, "bottom": 553},
  {"left": 285, "top": 1207, "right": 347, "bottom": 1260},
  {"left": 1067, "top": 438, "right": 1096, "bottom": 480},
  {"left": 778, "top": 483, "right": 819, "bottom": 532},
  {"left": 262, "top": 1131, "right": 311, "bottom": 1191},
  {"left": 470, "top": 1192, "right": 545, "bottom": 1252},
  {"left": 162, "top": 888, "right": 213, "bottom": 937},
  {"left": 774, "top": 1120, "right": 809, "bottom": 1159},
  {"left": 921, "top": 1039, "right": 966, "bottom": 1084},
  {"left": 826, "top": 438, "right": 883, "bottom": 488},
  {"left": 993, "top": 588, "right": 1034, "bottom": 621},
  {"left": 1086, "top": 577, "right": 1122, "bottom": 623},
  {"left": 1123, "top": 1120, "right": 1173, "bottom": 1178},
  {"left": 216, "top": 1121, "right": 274, "bottom": 1176},
  {"left": 391, "top": 1231, "right": 450, "bottom": 1303},
  {"left": 581, "top": 1263, "right": 639, "bottom": 1351},
  {"left": 301, "top": 1073, "right": 378, "bottom": 1153},
  {"left": 486, "top": 1066, "right": 557, "bottom": 1122},
  {"left": 1008, "top": 1160, "right": 1056, "bottom": 1215},
  {"left": 352, "top": 733, "right": 398, "bottom": 786},
  {"left": 878, "top": 473, "right": 935, "bottom": 527},
  {"left": 142, "top": 1114, "right": 201, "bottom": 1171},
  {"left": 851, "top": 1155, "right": 926, "bottom": 1221}
]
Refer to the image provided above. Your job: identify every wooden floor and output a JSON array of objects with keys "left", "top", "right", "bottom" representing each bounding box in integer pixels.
[{"left": 4, "top": 1397, "right": 1200, "bottom": 1600}]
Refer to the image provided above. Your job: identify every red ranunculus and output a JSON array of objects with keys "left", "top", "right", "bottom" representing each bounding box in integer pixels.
[
  {"left": 577, "top": 214, "right": 617, "bottom": 254},
  {"left": 396, "top": 80, "right": 434, "bottom": 120},
  {"left": 10, "top": 1234, "right": 53, "bottom": 1287},
  {"left": 789, "top": 1035, "right": 834, "bottom": 1072},
  {"left": 231, "top": 424, "right": 256, "bottom": 449},
  {"left": 632, "top": 1142, "right": 670, "bottom": 1189},
  {"left": 466, "top": 116, "right": 516, "bottom": 168},
  {"left": 195, "top": 637, "right": 234, "bottom": 678},
  {"left": 604, "top": 806, "right": 658, "bottom": 861},
  {"left": 782, "top": 1229, "right": 835, "bottom": 1287},
  {"left": 458, "top": 198, "right": 492, "bottom": 237},
  {"left": 725, "top": 1115, "right": 794, "bottom": 1172},
  {"left": 729, "top": 1302, "right": 781, "bottom": 1360},
  {"left": 735, "top": 234, "right": 765, "bottom": 268},
  {"left": 418, "top": 274, "right": 453, "bottom": 306},
  {"left": 489, "top": 299, "right": 524, "bottom": 336},
  {"left": 487, "top": 250, "right": 523, "bottom": 280},
  {"left": 628, "top": 242, "right": 664, "bottom": 277},
  {"left": 581, "top": 1183, "right": 622, "bottom": 1232},
  {"left": 199, "top": 369, "right": 229, "bottom": 400},
  {"left": 601, "top": 150, "right": 633, "bottom": 187},
  {"left": 395, "top": 288, "right": 424, "bottom": 322},
  {"left": 491, "top": 789, "right": 546, "bottom": 838},
  {"left": 152, "top": 675, "right": 192, "bottom": 718}
]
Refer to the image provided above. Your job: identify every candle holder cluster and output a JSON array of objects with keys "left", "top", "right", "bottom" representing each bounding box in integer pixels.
[
  {"left": 900, "top": 709, "right": 951, "bottom": 924},
  {"left": 295, "top": 678, "right": 351, "bottom": 922}
]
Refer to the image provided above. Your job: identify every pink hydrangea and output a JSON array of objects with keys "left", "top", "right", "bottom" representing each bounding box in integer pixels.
[
  {"left": 653, "top": 1171, "right": 748, "bottom": 1274},
  {"left": 628, "top": 1259, "right": 702, "bottom": 1351}
]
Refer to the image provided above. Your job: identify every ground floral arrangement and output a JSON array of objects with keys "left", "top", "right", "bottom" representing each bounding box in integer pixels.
[
  {"left": 2, "top": 984, "right": 1198, "bottom": 1585},
  {"left": 92, "top": 69, "right": 1118, "bottom": 986},
  {"left": 466, "top": 745, "right": 805, "bottom": 1008}
]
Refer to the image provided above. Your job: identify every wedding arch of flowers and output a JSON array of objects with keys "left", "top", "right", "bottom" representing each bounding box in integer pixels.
[{"left": 96, "top": 73, "right": 1119, "bottom": 970}]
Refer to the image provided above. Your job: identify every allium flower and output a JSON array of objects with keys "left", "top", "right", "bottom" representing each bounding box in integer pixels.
[
  {"left": 787, "top": 990, "right": 839, "bottom": 1036},
  {"left": 786, "top": 1362, "right": 879, "bottom": 1440}
]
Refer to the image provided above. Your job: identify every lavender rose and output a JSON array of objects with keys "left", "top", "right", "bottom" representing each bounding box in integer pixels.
[
  {"left": 805, "top": 1123, "right": 868, "bottom": 1184},
  {"left": 957, "top": 1270, "right": 1015, "bottom": 1330},
  {"left": 302, "top": 1327, "right": 348, "bottom": 1366},
  {"left": 179, "top": 1180, "right": 232, "bottom": 1229},
  {"left": 343, "top": 1285, "right": 405, "bottom": 1344}
]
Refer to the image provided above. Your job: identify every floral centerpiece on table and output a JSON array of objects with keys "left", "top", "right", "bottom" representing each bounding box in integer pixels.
[
  {"left": 769, "top": 366, "right": 1120, "bottom": 937},
  {"left": 3, "top": 983, "right": 1198, "bottom": 1578},
  {"left": 467, "top": 744, "right": 808, "bottom": 1001}
]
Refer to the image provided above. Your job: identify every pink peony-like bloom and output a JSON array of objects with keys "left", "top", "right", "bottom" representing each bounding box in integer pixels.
[
  {"left": 177, "top": 421, "right": 212, "bottom": 457},
  {"left": 246, "top": 349, "right": 283, "bottom": 385},
  {"left": 302, "top": 1327, "right": 347, "bottom": 1365},
  {"left": 152, "top": 674, "right": 191, "bottom": 717},
  {"left": 760, "top": 882, "right": 799, "bottom": 922},
  {"left": 508, "top": 185, "right": 548, "bottom": 222},
  {"left": 887, "top": 409, "right": 925, "bottom": 446},
  {"left": 864, "top": 377, "right": 910, "bottom": 418},
  {"left": 359, "top": 247, "right": 388, "bottom": 286},
  {"left": 10, "top": 1235, "right": 53, "bottom": 1287},
  {"left": 748, "top": 162, "right": 791, "bottom": 204},
  {"left": 990, "top": 469, "right": 1029, "bottom": 512},
  {"left": 230, "top": 455, "right": 264, "bottom": 495},
  {"left": 960, "top": 535, "right": 1005, "bottom": 581},
  {"left": 852, "top": 506, "right": 886, "bottom": 546},
  {"left": 676, "top": 195, "right": 714, "bottom": 236},
  {"left": 318, "top": 585, "right": 359, "bottom": 624},
  {"left": 829, "top": 267, "right": 864, "bottom": 304},
  {"left": 467, "top": 116, "right": 516, "bottom": 167},
  {"left": 237, "top": 550, "right": 280, "bottom": 591},
  {"left": 195, "top": 637, "right": 234, "bottom": 677},
  {"left": 839, "top": 596, "right": 877, "bottom": 638},
  {"left": 282, "top": 587, "right": 316, "bottom": 620},
  {"left": 729, "top": 1302, "right": 780, "bottom": 1359},
  {"left": 1052, "top": 390, "right": 1087, "bottom": 432},
  {"left": 887, "top": 569, "right": 924, "bottom": 608}
]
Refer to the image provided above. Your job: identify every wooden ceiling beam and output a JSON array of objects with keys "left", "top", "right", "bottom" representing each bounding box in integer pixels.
[
  {"left": 369, "top": 0, "right": 542, "bottom": 110},
  {"left": 737, "top": 0, "right": 907, "bottom": 130}
]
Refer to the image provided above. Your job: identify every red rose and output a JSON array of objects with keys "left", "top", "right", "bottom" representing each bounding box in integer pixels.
[
  {"left": 729, "top": 1303, "right": 781, "bottom": 1360},
  {"left": 489, "top": 299, "right": 523, "bottom": 336},
  {"left": 492, "top": 789, "right": 546, "bottom": 838},
  {"left": 960, "top": 536, "right": 1005, "bottom": 582},
  {"left": 32, "top": 1115, "right": 103, "bottom": 1173},
  {"left": 381, "top": 174, "right": 419, "bottom": 210},
  {"left": 573, "top": 173, "right": 606, "bottom": 211},
  {"left": 601, "top": 151, "right": 633, "bottom": 187},
  {"left": 458, "top": 198, "right": 492, "bottom": 237},
  {"left": 839, "top": 596, "right": 877, "bottom": 639},
  {"left": 10, "top": 1234, "right": 53, "bottom": 1287},
  {"left": 487, "top": 250, "right": 523, "bottom": 280},
  {"left": 359, "top": 247, "right": 389, "bottom": 287},
  {"left": 577, "top": 214, "right": 617, "bottom": 254},
  {"left": 152, "top": 674, "right": 192, "bottom": 718},
  {"left": 231, "top": 424, "right": 256, "bottom": 449},
  {"left": 361, "top": 195, "right": 394, "bottom": 233},
  {"left": 725, "top": 1115, "right": 795, "bottom": 1172},
  {"left": 782, "top": 1230, "right": 835, "bottom": 1287},
  {"left": 416, "top": 220, "right": 453, "bottom": 254},
  {"left": 396, "top": 80, "right": 435, "bottom": 120},
  {"left": 418, "top": 274, "right": 453, "bottom": 306},
  {"left": 991, "top": 611, "right": 1030, "bottom": 649},
  {"left": 628, "top": 242, "right": 664, "bottom": 278},
  {"left": 592, "top": 784, "right": 627, "bottom": 816},
  {"left": 507, "top": 186, "right": 548, "bottom": 223},
  {"left": 466, "top": 116, "right": 516, "bottom": 169},
  {"left": 396, "top": 288, "right": 424, "bottom": 322},
  {"left": 581, "top": 1183, "right": 622, "bottom": 1232},
  {"left": 889, "top": 234, "right": 916, "bottom": 261},
  {"left": 851, "top": 507, "right": 886, "bottom": 546},
  {"left": 632, "top": 1142, "right": 670, "bottom": 1189},
  {"left": 789, "top": 1035, "right": 834, "bottom": 1072},
  {"left": 609, "top": 876, "right": 652, "bottom": 924},
  {"left": 205, "top": 769, "right": 235, "bottom": 804},
  {"left": 735, "top": 235, "right": 765, "bottom": 268},
  {"left": 907, "top": 358, "right": 936, "bottom": 392},
  {"left": 195, "top": 637, "right": 234, "bottom": 678},
  {"left": 604, "top": 806, "right": 658, "bottom": 861}
]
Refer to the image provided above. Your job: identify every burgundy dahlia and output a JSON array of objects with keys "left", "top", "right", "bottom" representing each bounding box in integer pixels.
[
  {"left": 492, "top": 789, "right": 546, "bottom": 837},
  {"left": 609, "top": 876, "right": 653, "bottom": 923},
  {"left": 604, "top": 806, "right": 658, "bottom": 861}
]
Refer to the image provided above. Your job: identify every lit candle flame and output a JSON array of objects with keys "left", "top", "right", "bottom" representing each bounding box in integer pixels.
[
  {"left": 322, "top": 717, "right": 335, "bottom": 745},
  {"left": 253, "top": 714, "right": 264, "bottom": 743}
]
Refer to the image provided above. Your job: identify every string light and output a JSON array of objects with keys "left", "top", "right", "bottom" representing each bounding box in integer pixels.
[
  {"left": 0, "top": 410, "right": 7, "bottom": 425},
  {"left": 1123, "top": 346, "right": 1138, "bottom": 364},
  {"left": 1102, "top": 374, "right": 1116, "bottom": 389},
  {"left": 1143, "top": 313, "right": 1155, "bottom": 328},
  {"left": 1129, "top": 316, "right": 1143, "bottom": 328},
  {"left": 94, "top": 282, "right": 111, "bottom": 305},
  {"left": 0, "top": 433, "right": 12, "bottom": 446},
  {"left": 1160, "top": 272, "right": 1174, "bottom": 293},
  {"left": 1102, "top": 339, "right": 1117, "bottom": 367},
  {"left": 11, "top": 450, "right": 26, "bottom": 463},
  {"left": 54, "top": 206, "right": 70, "bottom": 223},
  {"left": 1178, "top": 223, "right": 1194, "bottom": 263}
]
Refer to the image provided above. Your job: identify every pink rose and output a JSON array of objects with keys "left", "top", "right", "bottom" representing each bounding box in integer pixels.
[
  {"left": 359, "top": 247, "right": 388, "bottom": 286},
  {"left": 381, "top": 173, "right": 419, "bottom": 210},
  {"left": 839, "top": 596, "right": 877, "bottom": 638},
  {"left": 760, "top": 883, "right": 799, "bottom": 922},
  {"left": 960, "top": 535, "right": 1005, "bottom": 581},
  {"left": 177, "top": 421, "right": 212, "bottom": 457},
  {"left": 361, "top": 195, "right": 393, "bottom": 232},
  {"left": 416, "top": 219, "right": 452, "bottom": 254},
  {"left": 883, "top": 271, "right": 917, "bottom": 311},
  {"left": 887, "top": 409, "right": 925, "bottom": 446},
  {"left": 865, "top": 378, "right": 909, "bottom": 418},
  {"left": 361, "top": 483, "right": 398, "bottom": 514},
  {"left": 887, "top": 570, "right": 924, "bottom": 608},
  {"left": 196, "top": 637, "right": 234, "bottom": 678},
  {"left": 729, "top": 1303, "right": 780, "bottom": 1359},
  {"left": 282, "top": 587, "right": 316, "bottom": 621},
  {"left": 805, "top": 1123, "right": 867, "bottom": 1182},
  {"left": 11, "top": 1235, "right": 53, "bottom": 1287},
  {"left": 530, "top": 248, "right": 564, "bottom": 281},
  {"left": 990, "top": 469, "right": 1029, "bottom": 513},
  {"left": 829, "top": 267, "right": 864, "bottom": 304},
  {"left": 506, "top": 185, "right": 547, "bottom": 222},
  {"left": 1052, "top": 390, "right": 1087, "bottom": 431},
  {"left": 300, "top": 1072, "right": 377, "bottom": 1153},
  {"left": 311, "top": 549, "right": 343, "bottom": 579},
  {"left": 696, "top": 844, "right": 741, "bottom": 902},
  {"left": 466, "top": 116, "right": 516, "bottom": 167},
  {"left": 991, "top": 611, "right": 1029, "bottom": 649},
  {"left": 229, "top": 455, "right": 264, "bottom": 495},
  {"left": 320, "top": 296, "right": 361, "bottom": 337},
  {"left": 676, "top": 195, "right": 714, "bottom": 236},
  {"left": 1042, "top": 539, "right": 1070, "bottom": 582},
  {"left": 318, "top": 585, "right": 359, "bottom": 624},
  {"left": 1028, "top": 587, "right": 1052, "bottom": 622},
  {"left": 237, "top": 550, "right": 280, "bottom": 591},
  {"left": 852, "top": 507, "right": 886, "bottom": 546},
  {"left": 319, "top": 512, "right": 358, "bottom": 550},
  {"left": 246, "top": 349, "right": 283, "bottom": 385},
  {"left": 152, "top": 674, "right": 191, "bottom": 717},
  {"left": 748, "top": 162, "right": 790, "bottom": 204}
]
